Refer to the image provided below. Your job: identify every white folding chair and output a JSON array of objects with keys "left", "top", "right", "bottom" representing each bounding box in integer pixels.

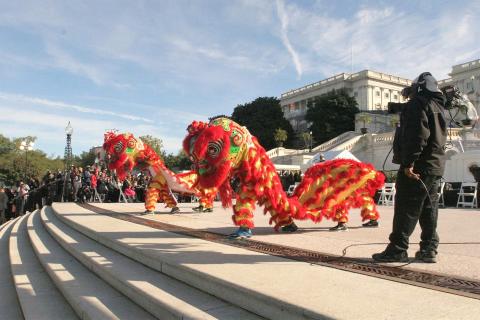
[
  {"left": 456, "top": 182, "right": 478, "bottom": 208},
  {"left": 379, "top": 183, "right": 396, "bottom": 206},
  {"left": 438, "top": 182, "right": 446, "bottom": 208}
]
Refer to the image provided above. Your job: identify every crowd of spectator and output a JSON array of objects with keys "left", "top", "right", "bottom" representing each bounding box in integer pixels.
[
  {"left": 278, "top": 170, "right": 302, "bottom": 191},
  {"left": 0, "top": 165, "right": 305, "bottom": 226},
  {"left": 0, "top": 164, "right": 150, "bottom": 226}
]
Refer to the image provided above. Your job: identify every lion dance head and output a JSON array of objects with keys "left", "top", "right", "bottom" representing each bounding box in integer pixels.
[
  {"left": 103, "top": 131, "right": 146, "bottom": 180},
  {"left": 183, "top": 117, "right": 251, "bottom": 189}
]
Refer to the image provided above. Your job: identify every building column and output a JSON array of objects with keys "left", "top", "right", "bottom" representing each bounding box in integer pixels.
[{"left": 368, "top": 86, "right": 373, "bottom": 111}]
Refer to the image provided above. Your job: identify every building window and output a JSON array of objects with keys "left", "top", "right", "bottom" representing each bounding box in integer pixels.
[
  {"left": 385, "top": 92, "right": 389, "bottom": 98},
  {"left": 354, "top": 91, "right": 358, "bottom": 97},
  {"left": 393, "top": 94, "right": 398, "bottom": 100},
  {"left": 376, "top": 91, "right": 380, "bottom": 97}
]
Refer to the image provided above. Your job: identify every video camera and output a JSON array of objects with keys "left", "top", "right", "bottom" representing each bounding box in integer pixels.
[
  {"left": 440, "top": 85, "right": 461, "bottom": 110},
  {"left": 386, "top": 85, "right": 414, "bottom": 114},
  {"left": 387, "top": 101, "right": 405, "bottom": 114}
]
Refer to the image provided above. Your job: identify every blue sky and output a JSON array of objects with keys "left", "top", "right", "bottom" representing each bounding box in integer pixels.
[{"left": 0, "top": 0, "right": 479, "bottom": 156}]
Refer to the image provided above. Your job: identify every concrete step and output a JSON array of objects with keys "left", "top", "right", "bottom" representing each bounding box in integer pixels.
[
  {"left": 41, "top": 206, "right": 263, "bottom": 320},
  {"left": 9, "top": 212, "right": 78, "bottom": 320},
  {"left": 52, "top": 202, "right": 480, "bottom": 320},
  {"left": 51, "top": 203, "right": 328, "bottom": 320},
  {"left": 27, "top": 210, "right": 156, "bottom": 320},
  {"left": 0, "top": 218, "right": 23, "bottom": 320}
]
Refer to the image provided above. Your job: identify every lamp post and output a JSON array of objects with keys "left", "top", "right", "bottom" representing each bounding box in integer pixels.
[
  {"left": 309, "top": 131, "right": 313, "bottom": 152},
  {"left": 62, "top": 122, "right": 73, "bottom": 202},
  {"left": 64, "top": 121, "right": 73, "bottom": 168},
  {"left": 19, "top": 140, "right": 34, "bottom": 180}
]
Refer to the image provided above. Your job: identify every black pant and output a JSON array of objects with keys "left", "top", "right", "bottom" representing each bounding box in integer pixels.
[{"left": 387, "top": 170, "right": 441, "bottom": 253}]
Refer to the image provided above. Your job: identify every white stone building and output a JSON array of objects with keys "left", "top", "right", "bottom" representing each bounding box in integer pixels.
[
  {"left": 280, "top": 70, "right": 411, "bottom": 133},
  {"left": 280, "top": 59, "right": 480, "bottom": 136}
]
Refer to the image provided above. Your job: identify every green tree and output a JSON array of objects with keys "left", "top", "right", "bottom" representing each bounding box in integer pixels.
[
  {"left": 0, "top": 134, "right": 63, "bottom": 186},
  {"left": 305, "top": 89, "right": 359, "bottom": 144},
  {"left": 162, "top": 150, "right": 192, "bottom": 172},
  {"left": 74, "top": 149, "right": 98, "bottom": 168},
  {"left": 231, "top": 97, "right": 294, "bottom": 150},
  {"left": 273, "top": 128, "right": 288, "bottom": 147},
  {"left": 139, "top": 135, "right": 163, "bottom": 155}
]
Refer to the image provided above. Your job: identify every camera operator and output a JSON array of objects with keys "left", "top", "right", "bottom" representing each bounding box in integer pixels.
[{"left": 373, "top": 72, "right": 447, "bottom": 263}]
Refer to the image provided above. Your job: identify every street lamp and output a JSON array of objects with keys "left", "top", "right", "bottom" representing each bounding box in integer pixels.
[
  {"left": 62, "top": 122, "right": 74, "bottom": 202},
  {"left": 64, "top": 121, "right": 73, "bottom": 168},
  {"left": 309, "top": 131, "right": 313, "bottom": 152},
  {"left": 19, "top": 140, "right": 34, "bottom": 180}
]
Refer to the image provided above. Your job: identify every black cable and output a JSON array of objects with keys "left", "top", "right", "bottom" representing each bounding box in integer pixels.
[
  {"left": 382, "top": 145, "right": 394, "bottom": 173},
  {"left": 332, "top": 241, "right": 480, "bottom": 267}
]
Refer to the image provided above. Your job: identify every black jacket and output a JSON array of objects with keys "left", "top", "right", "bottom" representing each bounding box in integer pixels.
[{"left": 392, "top": 92, "right": 447, "bottom": 176}]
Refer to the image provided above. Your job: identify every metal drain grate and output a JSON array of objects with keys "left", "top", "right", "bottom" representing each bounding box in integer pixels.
[{"left": 79, "top": 203, "right": 480, "bottom": 300}]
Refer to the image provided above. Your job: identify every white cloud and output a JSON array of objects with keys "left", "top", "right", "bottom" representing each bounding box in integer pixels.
[
  {"left": 275, "top": 0, "right": 303, "bottom": 78},
  {"left": 0, "top": 104, "right": 186, "bottom": 156},
  {"left": 0, "top": 91, "right": 209, "bottom": 155},
  {"left": 45, "top": 43, "right": 106, "bottom": 85},
  {"left": 0, "top": 92, "right": 153, "bottom": 123},
  {"left": 356, "top": 7, "right": 393, "bottom": 25},
  {"left": 278, "top": 2, "right": 480, "bottom": 80}
]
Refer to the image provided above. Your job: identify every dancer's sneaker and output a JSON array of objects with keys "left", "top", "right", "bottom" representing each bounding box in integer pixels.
[
  {"left": 281, "top": 222, "right": 298, "bottom": 232},
  {"left": 372, "top": 250, "right": 409, "bottom": 263},
  {"left": 170, "top": 207, "right": 180, "bottom": 214},
  {"left": 228, "top": 227, "right": 252, "bottom": 239},
  {"left": 192, "top": 205, "right": 204, "bottom": 212},
  {"left": 203, "top": 208, "right": 213, "bottom": 212},
  {"left": 143, "top": 210, "right": 155, "bottom": 215},
  {"left": 329, "top": 223, "right": 348, "bottom": 231},
  {"left": 414, "top": 250, "right": 437, "bottom": 263},
  {"left": 362, "top": 220, "right": 379, "bottom": 228}
]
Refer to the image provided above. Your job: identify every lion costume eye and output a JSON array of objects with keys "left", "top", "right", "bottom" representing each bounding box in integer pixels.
[
  {"left": 114, "top": 141, "right": 124, "bottom": 153},
  {"left": 207, "top": 140, "right": 223, "bottom": 158},
  {"left": 127, "top": 139, "right": 136, "bottom": 149}
]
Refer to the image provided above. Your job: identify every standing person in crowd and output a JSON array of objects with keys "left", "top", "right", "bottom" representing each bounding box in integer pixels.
[
  {"left": 90, "top": 167, "right": 98, "bottom": 201},
  {"left": 373, "top": 72, "right": 447, "bottom": 263},
  {"left": 15, "top": 181, "right": 29, "bottom": 216},
  {"left": 55, "top": 169, "right": 64, "bottom": 201},
  {"left": 42, "top": 170, "right": 52, "bottom": 185},
  {"left": 5, "top": 187, "right": 15, "bottom": 221},
  {"left": 82, "top": 166, "right": 91, "bottom": 187},
  {"left": 0, "top": 187, "right": 8, "bottom": 224},
  {"left": 73, "top": 170, "right": 82, "bottom": 202}
]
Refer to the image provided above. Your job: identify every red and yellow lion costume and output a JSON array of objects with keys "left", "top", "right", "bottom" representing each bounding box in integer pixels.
[
  {"left": 183, "top": 117, "right": 384, "bottom": 236},
  {"left": 103, "top": 132, "right": 216, "bottom": 213}
]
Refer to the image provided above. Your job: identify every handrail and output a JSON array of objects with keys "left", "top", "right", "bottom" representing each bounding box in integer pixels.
[{"left": 313, "top": 131, "right": 359, "bottom": 152}]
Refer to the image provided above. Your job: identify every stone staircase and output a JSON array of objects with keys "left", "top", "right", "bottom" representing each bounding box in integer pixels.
[
  {"left": 3, "top": 203, "right": 480, "bottom": 320},
  {"left": 0, "top": 207, "right": 265, "bottom": 320}
]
